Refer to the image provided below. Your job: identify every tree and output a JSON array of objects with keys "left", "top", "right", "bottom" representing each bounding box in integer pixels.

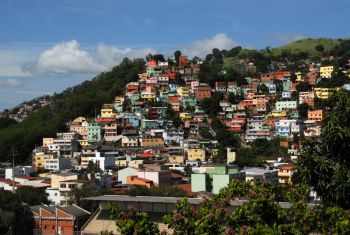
[
  {"left": 0, "top": 190, "right": 34, "bottom": 235},
  {"left": 15, "top": 186, "right": 49, "bottom": 206},
  {"left": 297, "top": 103, "right": 309, "bottom": 119},
  {"left": 257, "top": 84, "right": 269, "bottom": 95},
  {"left": 163, "top": 198, "right": 198, "bottom": 235},
  {"left": 315, "top": 44, "right": 325, "bottom": 55},
  {"left": 296, "top": 81, "right": 312, "bottom": 92},
  {"left": 298, "top": 90, "right": 350, "bottom": 208},
  {"left": 110, "top": 204, "right": 160, "bottom": 235},
  {"left": 174, "top": 50, "right": 181, "bottom": 65}
]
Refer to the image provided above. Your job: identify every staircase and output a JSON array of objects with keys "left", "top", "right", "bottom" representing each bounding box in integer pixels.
[{"left": 81, "top": 209, "right": 119, "bottom": 235}]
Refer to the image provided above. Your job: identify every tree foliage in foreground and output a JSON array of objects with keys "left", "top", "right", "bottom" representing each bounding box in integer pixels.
[
  {"left": 108, "top": 181, "right": 350, "bottom": 234},
  {"left": 298, "top": 89, "right": 350, "bottom": 208}
]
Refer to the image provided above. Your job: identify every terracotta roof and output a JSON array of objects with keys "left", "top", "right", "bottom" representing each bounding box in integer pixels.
[{"left": 278, "top": 164, "right": 297, "bottom": 171}]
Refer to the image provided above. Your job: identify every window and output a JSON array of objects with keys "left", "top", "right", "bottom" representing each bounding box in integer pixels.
[{"left": 60, "top": 184, "right": 66, "bottom": 188}]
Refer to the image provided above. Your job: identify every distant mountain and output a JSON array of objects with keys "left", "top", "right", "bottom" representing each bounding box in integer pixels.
[
  {"left": 271, "top": 38, "right": 347, "bottom": 57},
  {"left": 0, "top": 58, "right": 145, "bottom": 163}
]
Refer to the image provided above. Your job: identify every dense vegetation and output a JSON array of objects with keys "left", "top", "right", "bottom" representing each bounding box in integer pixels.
[
  {"left": 107, "top": 181, "right": 350, "bottom": 234},
  {"left": 0, "top": 58, "right": 145, "bottom": 162},
  {"left": 297, "top": 89, "right": 350, "bottom": 208},
  {"left": 0, "top": 186, "right": 50, "bottom": 235}
]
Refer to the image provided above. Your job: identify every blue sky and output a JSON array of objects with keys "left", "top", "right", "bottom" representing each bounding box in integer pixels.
[{"left": 0, "top": 0, "right": 349, "bottom": 111}]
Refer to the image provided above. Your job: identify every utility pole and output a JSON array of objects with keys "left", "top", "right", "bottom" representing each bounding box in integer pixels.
[{"left": 12, "top": 147, "right": 15, "bottom": 192}]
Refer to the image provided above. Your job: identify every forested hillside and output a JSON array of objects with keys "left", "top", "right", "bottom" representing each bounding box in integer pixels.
[{"left": 0, "top": 58, "right": 145, "bottom": 162}]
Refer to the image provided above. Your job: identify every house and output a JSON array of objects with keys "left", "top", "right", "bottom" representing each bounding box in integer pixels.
[
  {"left": 215, "top": 82, "right": 227, "bottom": 92},
  {"left": 81, "top": 152, "right": 115, "bottom": 171},
  {"left": 275, "top": 119, "right": 302, "bottom": 137},
  {"left": 163, "top": 128, "right": 184, "bottom": 146},
  {"left": 103, "top": 123, "right": 118, "bottom": 142},
  {"left": 176, "top": 86, "right": 191, "bottom": 98},
  {"left": 241, "top": 167, "right": 279, "bottom": 184},
  {"left": 5, "top": 165, "right": 34, "bottom": 179},
  {"left": 69, "top": 117, "right": 88, "bottom": 140},
  {"left": 44, "top": 157, "right": 71, "bottom": 171},
  {"left": 275, "top": 101, "right": 297, "bottom": 111},
  {"left": 168, "top": 95, "right": 181, "bottom": 111},
  {"left": 187, "top": 148, "right": 206, "bottom": 161},
  {"left": 299, "top": 91, "right": 315, "bottom": 107},
  {"left": 276, "top": 164, "right": 297, "bottom": 184},
  {"left": 118, "top": 166, "right": 143, "bottom": 184},
  {"left": 314, "top": 87, "right": 338, "bottom": 99},
  {"left": 121, "top": 130, "right": 139, "bottom": 147},
  {"left": 320, "top": 66, "right": 334, "bottom": 78},
  {"left": 31, "top": 204, "right": 90, "bottom": 235},
  {"left": 304, "top": 120, "right": 321, "bottom": 137},
  {"left": 100, "top": 104, "right": 115, "bottom": 118},
  {"left": 275, "top": 71, "right": 291, "bottom": 80},
  {"left": 87, "top": 123, "right": 101, "bottom": 142},
  {"left": 194, "top": 83, "right": 211, "bottom": 99},
  {"left": 140, "top": 136, "right": 164, "bottom": 147},
  {"left": 33, "top": 152, "right": 58, "bottom": 170},
  {"left": 308, "top": 110, "right": 324, "bottom": 121}
]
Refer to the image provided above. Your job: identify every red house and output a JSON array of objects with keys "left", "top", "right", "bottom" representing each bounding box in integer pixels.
[
  {"left": 31, "top": 205, "right": 90, "bottom": 235},
  {"left": 194, "top": 84, "right": 211, "bottom": 99}
]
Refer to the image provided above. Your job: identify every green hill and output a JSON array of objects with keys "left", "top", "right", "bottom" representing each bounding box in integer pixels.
[
  {"left": 272, "top": 38, "right": 345, "bottom": 57},
  {"left": 0, "top": 58, "right": 145, "bottom": 163}
]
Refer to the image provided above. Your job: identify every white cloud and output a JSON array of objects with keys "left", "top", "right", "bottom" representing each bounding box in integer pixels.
[
  {"left": 96, "top": 44, "right": 157, "bottom": 68},
  {"left": 22, "top": 40, "right": 157, "bottom": 76},
  {"left": 182, "top": 33, "right": 239, "bottom": 58},
  {"left": 277, "top": 34, "right": 306, "bottom": 44},
  {"left": 23, "top": 40, "right": 106, "bottom": 75},
  {"left": 0, "top": 78, "right": 23, "bottom": 87}
]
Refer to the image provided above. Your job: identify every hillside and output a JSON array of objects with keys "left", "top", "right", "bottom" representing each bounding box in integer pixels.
[
  {"left": 271, "top": 38, "right": 344, "bottom": 57},
  {"left": 0, "top": 58, "right": 145, "bottom": 163}
]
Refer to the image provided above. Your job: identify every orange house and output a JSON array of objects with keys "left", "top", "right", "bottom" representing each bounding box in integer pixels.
[
  {"left": 239, "top": 100, "right": 253, "bottom": 109},
  {"left": 31, "top": 205, "right": 90, "bottom": 235},
  {"left": 275, "top": 71, "right": 291, "bottom": 80},
  {"left": 127, "top": 175, "right": 154, "bottom": 188},
  {"left": 194, "top": 84, "right": 211, "bottom": 99},
  {"left": 308, "top": 110, "right": 324, "bottom": 121},
  {"left": 147, "top": 60, "right": 157, "bottom": 68}
]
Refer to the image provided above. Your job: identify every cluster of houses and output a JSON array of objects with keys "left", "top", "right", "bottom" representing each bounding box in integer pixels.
[{"left": 2, "top": 54, "right": 349, "bottom": 234}]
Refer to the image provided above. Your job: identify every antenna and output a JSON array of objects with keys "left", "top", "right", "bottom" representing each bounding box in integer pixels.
[{"left": 12, "top": 147, "right": 15, "bottom": 192}]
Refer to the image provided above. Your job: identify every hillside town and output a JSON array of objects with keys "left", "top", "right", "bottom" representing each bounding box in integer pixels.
[{"left": 1, "top": 51, "right": 350, "bottom": 234}]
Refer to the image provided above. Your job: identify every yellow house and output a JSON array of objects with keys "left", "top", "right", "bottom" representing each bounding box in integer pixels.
[
  {"left": 101, "top": 105, "right": 115, "bottom": 118},
  {"left": 140, "top": 92, "right": 156, "bottom": 100},
  {"left": 171, "top": 103, "right": 180, "bottom": 112},
  {"left": 176, "top": 86, "right": 191, "bottom": 98},
  {"left": 32, "top": 152, "right": 57, "bottom": 169},
  {"left": 268, "top": 111, "right": 287, "bottom": 118},
  {"left": 320, "top": 66, "right": 334, "bottom": 78},
  {"left": 167, "top": 155, "right": 185, "bottom": 164},
  {"left": 140, "top": 137, "right": 164, "bottom": 147},
  {"left": 78, "top": 139, "right": 91, "bottom": 147},
  {"left": 115, "top": 159, "right": 143, "bottom": 167},
  {"left": 295, "top": 72, "right": 303, "bottom": 81},
  {"left": 314, "top": 87, "right": 339, "bottom": 99},
  {"left": 179, "top": 112, "right": 192, "bottom": 121},
  {"left": 43, "top": 138, "right": 54, "bottom": 147},
  {"left": 50, "top": 172, "right": 78, "bottom": 188},
  {"left": 187, "top": 148, "right": 206, "bottom": 161}
]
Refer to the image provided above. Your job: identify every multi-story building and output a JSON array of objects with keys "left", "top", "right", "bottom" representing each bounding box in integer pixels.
[
  {"left": 320, "top": 66, "right": 334, "bottom": 78},
  {"left": 87, "top": 123, "right": 101, "bottom": 142},
  {"left": 314, "top": 87, "right": 338, "bottom": 99},
  {"left": 187, "top": 148, "right": 206, "bottom": 161},
  {"left": 307, "top": 110, "right": 324, "bottom": 121},
  {"left": 275, "top": 101, "right": 297, "bottom": 111},
  {"left": 194, "top": 83, "right": 211, "bottom": 99}
]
